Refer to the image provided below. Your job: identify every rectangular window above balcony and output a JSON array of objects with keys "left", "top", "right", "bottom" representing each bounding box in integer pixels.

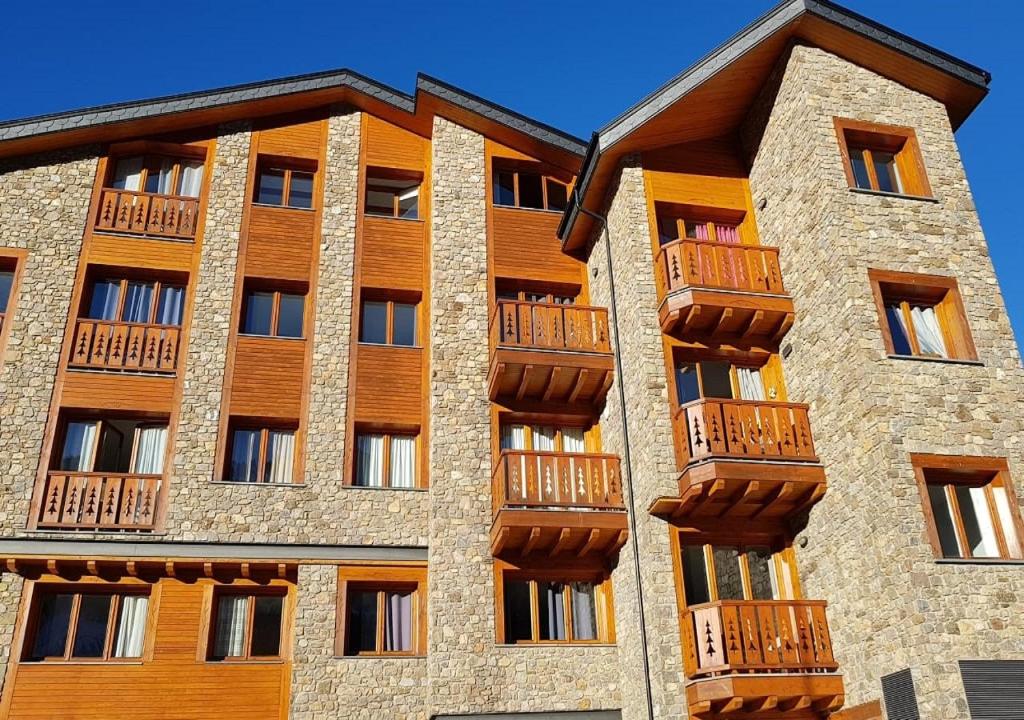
[
  {"left": 673, "top": 356, "right": 788, "bottom": 405},
  {"left": 496, "top": 563, "right": 614, "bottom": 644},
  {"left": 679, "top": 542, "right": 798, "bottom": 606},
  {"left": 24, "top": 586, "right": 150, "bottom": 662},
  {"left": 57, "top": 418, "right": 167, "bottom": 475},
  {"left": 111, "top": 154, "right": 204, "bottom": 198},
  {"left": 86, "top": 277, "right": 186, "bottom": 327}
]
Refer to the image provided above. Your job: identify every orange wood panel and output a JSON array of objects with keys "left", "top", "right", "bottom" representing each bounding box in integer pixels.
[
  {"left": 645, "top": 169, "right": 750, "bottom": 212},
  {"left": 353, "top": 344, "right": 423, "bottom": 425},
  {"left": 229, "top": 337, "right": 306, "bottom": 418},
  {"left": 364, "top": 114, "right": 428, "bottom": 171},
  {"left": 256, "top": 117, "right": 324, "bottom": 159},
  {"left": 86, "top": 234, "right": 193, "bottom": 272},
  {"left": 360, "top": 216, "right": 425, "bottom": 292},
  {"left": 243, "top": 206, "right": 316, "bottom": 282},
  {"left": 60, "top": 371, "right": 175, "bottom": 413},
  {"left": 491, "top": 206, "right": 581, "bottom": 286},
  {"left": 641, "top": 137, "right": 748, "bottom": 176}
]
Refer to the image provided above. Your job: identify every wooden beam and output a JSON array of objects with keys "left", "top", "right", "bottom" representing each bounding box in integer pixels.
[
  {"left": 771, "top": 313, "right": 795, "bottom": 343},
  {"left": 522, "top": 527, "right": 542, "bottom": 557},
  {"left": 492, "top": 527, "right": 511, "bottom": 556},
  {"left": 680, "top": 304, "right": 703, "bottom": 334},
  {"left": 596, "top": 370, "right": 614, "bottom": 402},
  {"left": 712, "top": 307, "right": 734, "bottom": 336},
  {"left": 791, "top": 483, "right": 827, "bottom": 517},
  {"left": 549, "top": 528, "right": 572, "bottom": 558},
  {"left": 718, "top": 480, "right": 759, "bottom": 518},
  {"left": 607, "top": 529, "right": 628, "bottom": 555},
  {"left": 542, "top": 367, "right": 563, "bottom": 403},
  {"left": 777, "top": 695, "right": 812, "bottom": 712},
  {"left": 750, "top": 481, "right": 794, "bottom": 520},
  {"left": 741, "top": 309, "right": 765, "bottom": 339},
  {"left": 515, "top": 364, "right": 534, "bottom": 401},
  {"left": 126, "top": 561, "right": 138, "bottom": 577},
  {"left": 567, "top": 368, "right": 589, "bottom": 404},
  {"left": 578, "top": 529, "right": 601, "bottom": 557}
]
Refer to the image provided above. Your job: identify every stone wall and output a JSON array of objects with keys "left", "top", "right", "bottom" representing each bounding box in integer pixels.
[
  {"left": 0, "top": 573, "right": 26, "bottom": 694},
  {"left": 744, "top": 43, "right": 1024, "bottom": 718},
  {"left": 0, "top": 149, "right": 97, "bottom": 535}
]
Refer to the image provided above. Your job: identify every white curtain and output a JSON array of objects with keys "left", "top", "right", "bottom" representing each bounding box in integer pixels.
[
  {"left": 266, "top": 431, "right": 295, "bottom": 484},
  {"left": 532, "top": 426, "right": 556, "bottom": 452},
  {"left": 889, "top": 304, "right": 912, "bottom": 347},
  {"left": 958, "top": 485, "right": 1000, "bottom": 558},
  {"left": 132, "top": 426, "right": 167, "bottom": 474},
  {"left": 92, "top": 280, "right": 121, "bottom": 321},
  {"left": 121, "top": 282, "right": 154, "bottom": 323},
  {"left": 561, "top": 428, "right": 585, "bottom": 454},
  {"left": 571, "top": 583, "right": 597, "bottom": 640},
  {"left": 388, "top": 435, "right": 416, "bottom": 489},
  {"left": 737, "top": 367, "right": 766, "bottom": 401},
  {"left": 356, "top": 434, "right": 385, "bottom": 487},
  {"left": 911, "top": 305, "right": 948, "bottom": 357},
  {"left": 113, "top": 595, "right": 149, "bottom": 658},
  {"left": 154, "top": 158, "right": 175, "bottom": 194},
  {"left": 63, "top": 421, "right": 98, "bottom": 471},
  {"left": 544, "top": 583, "right": 566, "bottom": 641},
  {"left": 178, "top": 161, "right": 204, "bottom": 198},
  {"left": 112, "top": 156, "right": 143, "bottom": 191},
  {"left": 500, "top": 425, "right": 526, "bottom": 451},
  {"left": 213, "top": 595, "right": 248, "bottom": 657},
  {"left": 232, "top": 430, "right": 260, "bottom": 483},
  {"left": 157, "top": 286, "right": 185, "bottom": 326},
  {"left": 384, "top": 590, "right": 413, "bottom": 652},
  {"left": 993, "top": 486, "right": 1023, "bottom": 559}
]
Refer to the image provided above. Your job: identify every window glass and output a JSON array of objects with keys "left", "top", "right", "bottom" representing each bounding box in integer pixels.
[
  {"left": 112, "top": 595, "right": 148, "bottom": 658},
  {"left": 178, "top": 160, "right": 204, "bottom": 198},
  {"left": 388, "top": 435, "right": 416, "bottom": 489},
  {"left": 256, "top": 169, "right": 285, "bottom": 205},
  {"left": 384, "top": 590, "right": 413, "bottom": 652},
  {"left": 365, "top": 189, "right": 395, "bottom": 216},
  {"left": 111, "top": 156, "right": 144, "bottom": 192},
  {"left": 277, "top": 294, "right": 304, "bottom": 338},
  {"left": 355, "top": 434, "right": 385, "bottom": 487},
  {"left": 229, "top": 429, "right": 261, "bottom": 483},
  {"left": 29, "top": 593, "right": 73, "bottom": 660},
  {"left": 212, "top": 595, "right": 248, "bottom": 658},
  {"left": 360, "top": 301, "right": 388, "bottom": 344},
  {"left": 502, "top": 580, "right": 533, "bottom": 643},
  {"left": 538, "top": 582, "right": 566, "bottom": 641},
  {"left": 872, "top": 151, "right": 902, "bottom": 194},
  {"left": 518, "top": 173, "right": 544, "bottom": 209},
  {"left": 712, "top": 546, "right": 745, "bottom": 601},
  {"left": 242, "top": 291, "right": 274, "bottom": 335},
  {"left": 571, "top": 582, "right": 597, "bottom": 640},
  {"left": 955, "top": 485, "right": 1000, "bottom": 558},
  {"left": 545, "top": 178, "right": 568, "bottom": 211},
  {"left": 94, "top": 422, "right": 129, "bottom": 473},
  {"left": 60, "top": 421, "right": 98, "bottom": 472},
  {"left": 850, "top": 148, "right": 871, "bottom": 189},
  {"left": 156, "top": 285, "right": 185, "bottom": 326},
  {"left": 494, "top": 171, "right": 516, "bottom": 206},
  {"left": 680, "top": 545, "right": 711, "bottom": 606},
  {"left": 657, "top": 218, "right": 680, "bottom": 246},
  {"left": 885, "top": 305, "right": 913, "bottom": 355},
  {"left": 700, "top": 361, "right": 734, "bottom": 399},
  {"left": 346, "top": 590, "right": 379, "bottom": 654},
  {"left": 88, "top": 280, "right": 121, "bottom": 321},
  {"left": 288, "top": 172, "right": 314, "bottom": 209},
  {"left": 121, "top": 281, "right": 155, "bottom": 323},
  {"left": 675, "top": 363, "right": 701, "bottom": 405},
  {"left": 911, "top": 305, "right": 948, "bottom": 357},
  {"left": 0, "top": 271, "right": 13, "bottom": 314},
  {"left": 392, "top": 303, "right": 417, "bottom": 346},
  {"left": 927, "top": 484, "right": 962, "bottom": 558},
  {"left": 250, "top": 596, "right": 283, "bottom": 656},
  {"left": 71, "top": 594, "right": 112, "bottom": 658},
  {"left": 397, "top": 186, "right": 419, "bottom": 219},
  {"left": 747, "top": 547, "right": 777, "bottom": 600},
  {"left": 263, "top": 430, "right": 295, "bottom": 484},
  {"left": 993, "top": 487, "right": 1023, "bottom": 559}
]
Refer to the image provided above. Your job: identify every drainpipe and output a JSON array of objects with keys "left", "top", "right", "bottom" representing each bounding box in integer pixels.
[{"left": 574, "top": 195, "right": 656, "bottom": 720}]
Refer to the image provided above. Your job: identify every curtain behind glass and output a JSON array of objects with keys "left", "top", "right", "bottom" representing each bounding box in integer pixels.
[
  {"left": 178, "top": 161, "right": 204, "bottom": 197},
  {"left": 131, "top": 426, "right": 167, "bottom": 474},
  {"left": 956, "top": 485, "right": 1000, "bottom": 557},
  {"left": 156, "top": 286, "right": 185, "bottom": 326},
  {"left": 356, "top": 434, "right": 385, "bottom": 487},
  {"left": 89, "top": 280, "right": 121, "bottom": 321},
  {"left": 112, "top": 156, "right": 143, "bottom": 191},
  {"left": 229, "top": 429, "right": 260, "bottom": 483},
  {"left": 539, "top": 582, "right": 566, "bottom": 641},
  {"left": 121, "top": 282, "right": 155, "bottom": 323},
  {"left": 500, "top": 425, "right": 526, "bottom": 451},
  {"left": 113, "top": 596, "right": 149, "bottom": 658},
  {"left": 715, "top": 224, "right": 740, "bottom": 243},
  {"left": 389, "top": 435, "right": 416, "bottom": 488},
  {"left": 737, "top": 367, "right": 766, "bottom": 401},
  {"left": 153, "top": 158, "right": 175, "bottom": 195},
  {"left": 213, "top": 595, "right": 248, "bottom": 657},
  {"left": 265, "top": 431, "right": 295, "bottom": 484},
  {"left": 571, "top": 583, "right": 597, "bottom": 640},
  {"left": 384, "top": 590, "right": 413, "bottom": 652},
  {"left": 885, "top": 305, "right": 913, "bottom": 355},
  {"left": 531, "top": 426, "right": 556, "bottom": 452},
  {"left": 911, "top": 305, "right": 948, "bottom": 357},
  {"left": 993, "top": 486, "right": 1023, "bottom": 558},
  {"left": 61, "top": 421, "right": 98, "bottom": 471}
]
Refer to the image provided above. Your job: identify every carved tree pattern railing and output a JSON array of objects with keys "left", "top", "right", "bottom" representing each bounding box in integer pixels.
[
  {"left": 655, "top": 238, "right": 785, "bottom": 300},
  {"left": 674, "top": 399, "right": 817, "bottom": 466},
  {"left": 37, "top": 472, "right": 161, "bottom": 531},
  {"left": 94, "top": 189, "right": 199, "bottom": 240},
  {"left": 490, "top": 300, "right": 611, "bottom": 354},
  {"left": 491, "top": 450, "right": 624, "bottom": 515},
  {"left": 69, "top": 320, "right": 181, "bottom": 373},
  {"left": 682, "top": 599, "right": 838, "bottom": 678}
]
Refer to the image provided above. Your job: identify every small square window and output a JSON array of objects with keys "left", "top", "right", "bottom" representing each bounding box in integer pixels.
[
  {"left": 353, "top": 431, "right": 419, "bottom": 489},
  {"left": 364, "top": 170, "right": 421, "bottom": 219},
  {"left": 241, "top": 287, "right": 306, "bottom": 338},
  {"left": 834, "top": 118, "right": 931, "bottom": 197},
  {"left": 336, "top": 565, "right": 426, "bottom": 657},
  {"left": 209, "top": 590, "right": 286, "bottom": 660},
  {"left": 254, "top": 160, "right": 317, "bottom": 209},
  {"left": 359, "top": 298, "right": 419, "bottom": 347}
]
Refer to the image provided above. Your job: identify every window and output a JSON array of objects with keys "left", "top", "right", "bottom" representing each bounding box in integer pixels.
[
  {"left": 365, "top": 171, "right": 421, "bottom": 219},
  {"left": 359, "top": 299, "right": 417, "bottom": 346},
  {"left": 0, "top": 251, "right": 24, "bottom": 338},
  {"left": 677, "top": 540, "right": 799, "bottom": 606},
  {"left": 492, "top": 164, "right": 569, "bottom": 211},
  {"left": 209, "top": 590, "right": 286, "bottom": 660},
  {"left": 495, "top": 288, "right": 576, "bottom": 305},
  {"left": 110, "top": 154, "right": 204, "bottom": 198},
  {"left": 354, "top": 432, "right": 418, "bottom": 488},
  {"left": 226, "top": 425, "right": 296, "bottom": 484},
  {"left": 336, "top": 564, "right": 426, "bottom": 657},
  {"left": 24, "top": 586, "right": 149, "bottom": 662},
  {"left": 241, "top": 288, "right": 305, "bottom": 338},
  {"left": 673, "top": 359, "right": 772, "bottom": 405},
  {"left": 499, "top": 424, "right": 587, "bottom": 453},
  {"left": 834, "top": 118, "right": 931, "bottom": 197},
  {"left": 56, "top": 418, "right": 168, "bottom": 475},
  {"left": 85, "top": 277, "right": 186, "bottom": 326},
  {"left": 913, "top": 454, "right": 1023, "bottom": 561},
  {"left": 496, "top": 564, "right": 614, "bottom": 644},
  {"left": 254, "top": 161, "right": 315, "bottom": 209},
  {"left": 868, "top": 269, "right": 976, "bottom": 361},
  {"left": 657, "top": 216, "right": 741, "bottom": 245}
]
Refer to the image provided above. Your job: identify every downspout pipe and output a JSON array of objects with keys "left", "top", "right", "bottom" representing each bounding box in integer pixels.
[{"left": 574, "top": 196, "right": 656, "bottom": 720}]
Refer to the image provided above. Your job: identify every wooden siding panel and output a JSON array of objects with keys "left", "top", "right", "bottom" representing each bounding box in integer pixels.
[
  {"left": 646, "top": 170, "right": 749, "bottom": 211},
  {"left": 256, "top": 118, "right": 324, "bottom": 159},
  {"left": 244, "top": 206, "right": 316, "bottom": 282},
  {"left": 360, "top": 216, "right": 425, "bottom": 292},
  {"left": 230, "top": 337, "right": 305, "bottom": 418},
  {"left": 60, "top": 372, "right": 175, "bottom": 413},
  {"left": 87, "top": 234, "right": 193, "bottom": 272},
  {"left": 354, "top": 344, "right": 422, "bottom": 425},
  {"left": 492, "top": 207, "right": 581, "bottom": 286},
  {"left": 364, "top": 115, "right": 427, "bottom": 171}
]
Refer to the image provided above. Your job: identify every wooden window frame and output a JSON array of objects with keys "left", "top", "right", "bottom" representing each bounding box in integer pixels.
[
  {"left": 21, "top": 585, "right": 151, "bottom": 663},
  {"left": 351, "top": 430, "right": 421, "bottom": 489},
  {"left": 0, "top": 249, "right": 27, "bottom": 366},
  {"left": 867, "top": 269, "right": 977, "bottom": 361},
  {"left": 85, "top": 276, "right": 186, "bottom": 327},
  {"left": 499, "top": 422, "right": 595, "bottom": 453},
  {"left": 492, "top": 162, "right": 570, "bottom": 212},
  {"left": 494, "top": 561, "right": 615, "bottom": 645},
  {"left": 253, "top": 158, "right": 317, "bottom": 210},
  {"left": 105, "top": 147, "right": 206, "bottom": 196},
  {"left": 363, "top": 168, "right": 423, "bottom": 220},
  {"left": 358, "top": 298, "right": 418, "bottom": 347},
  {"left": 675, "top": 540, "right": 801, "bottom": 608},
  {"left": 207, "top": 587, "right": 288, "bottom": 661},
  {"left": 495, "top": 288, "right": 577, "bottom": 305},
  {"left": 335, "top": 564, "right": 427, "bottom": 657},
  {"left": 911, "top": 454, "right": 1024, "bottom": 561},
  {"left": 833, "top": 117, "right": 932, "bottom": 198},
  {"left": 670, "top": 354, "right": 787, "bottom": 405},
  {"left": 224, "top": 423, "right": 297, "bottom": 484},
  {"left": 53, "top": 417, "right": 168, "bottom": 474},
  {"left": 240, "top": 287, "right": 306, "bottom": 339}
]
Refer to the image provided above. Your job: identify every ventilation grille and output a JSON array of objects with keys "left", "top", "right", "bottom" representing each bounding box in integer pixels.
[
  {"left": 881, "top": 668, "right": 920, "bottom": 720},
  {"left": 960, "top": 660, "right": 1024, "bottom": 719}
]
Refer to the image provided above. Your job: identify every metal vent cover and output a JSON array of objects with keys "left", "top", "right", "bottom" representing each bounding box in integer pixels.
[
  {"left": 960, "top": 660, "right": 1024, "bottom": 719},
  {"left": 881, "top": 668, "right": 920, "bottom": 720}
]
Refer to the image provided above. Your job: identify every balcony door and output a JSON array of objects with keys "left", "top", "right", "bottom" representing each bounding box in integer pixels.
[
  {"left": 500, "top": 424, "right": 586, "bottom": 453},
  {"left": 58, "top": 419, "right": 167, "bottom": 475},
  {"left": 674, "top": 361, "right": 767, "bottom": 405},
  {"left": 679, "top": 542, "right": 798, "bottom": 607},
  {"left": 87, "top": 278, "right": 186, "bottom": 327},
  {"left": 111, "top": 154, "right": 204, "bottom": 198}
]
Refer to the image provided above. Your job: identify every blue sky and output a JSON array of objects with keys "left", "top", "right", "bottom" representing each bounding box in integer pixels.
[{"left": 2, "top": 1, "right": 1021, "bottom": 347}]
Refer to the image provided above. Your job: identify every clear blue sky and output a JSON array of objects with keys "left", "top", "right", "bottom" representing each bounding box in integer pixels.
[{"left": 2, "top": 1, "right": 1021, "bottom": 348}]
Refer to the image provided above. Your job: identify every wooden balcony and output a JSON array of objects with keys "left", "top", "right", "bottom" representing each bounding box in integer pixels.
[
  {"left": 69, "top": 319, "right": 181, "bottom": 373},
  {"left": 94, "top": 188, "right": 200, "bottom": 241},
  {"left": 488, "top": 300, "right": 614, "bottom": 407},
  {"left": 490, "top": 450, "right": 628, "bottom": 558},
  {"left": 649, "top": 399, "right": 826, "bottom": 521},
  {"left": 655, "top": 239, "right": 795, "bottom": 345},
  {"left": 35, "top": 471, "right": 162, "bottom": 531},
  {"left": 683, "top": 599, "right": 844, "bottom": 718}
]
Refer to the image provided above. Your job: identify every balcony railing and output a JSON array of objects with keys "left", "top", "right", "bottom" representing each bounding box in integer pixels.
[
  {"left": 683, "top": 599, "right": 837, "bottom": 679},
  {"left": 655, "top": 238, "right": 785, "bottom": 299},
  {"left": 69, "top": 319, "right": 181, "bottom": 373},
  {"left": 674, "top": 399, "right": 817, "bottom": 466},
  {"left": 36, "top": 471, "right": 161, "bottom": 531},
  {"left": 490, "top": 299, "right": 611, "bottom": 354},
  {"left": 95, "top": 188, "right": 199, "bottom": 241},
  {"left": 492, "top": 449, "right": 624, "bottom": 514}
]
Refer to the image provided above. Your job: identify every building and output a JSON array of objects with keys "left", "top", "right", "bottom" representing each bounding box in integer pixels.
[{"left": 0, "top": 0, "right": 1020, "bottom": 718}]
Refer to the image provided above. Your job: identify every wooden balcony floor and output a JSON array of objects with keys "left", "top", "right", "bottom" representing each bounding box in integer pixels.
[
  {"left": 488, "top": 348, "right": 614, "bottom": 406},
  {"left": 490, "top": 508, "right": 628, "bottom": 559},
  {"left": 659, "top": 288, "right": 795, "bottom": 345},
  {"left": 686, "top": 673, "right": 844, "bottom": 719}
]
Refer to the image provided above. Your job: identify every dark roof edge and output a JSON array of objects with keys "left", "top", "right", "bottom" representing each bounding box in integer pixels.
[{"left": 557, "top": 133, "right": 600, "bottom": 241}]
